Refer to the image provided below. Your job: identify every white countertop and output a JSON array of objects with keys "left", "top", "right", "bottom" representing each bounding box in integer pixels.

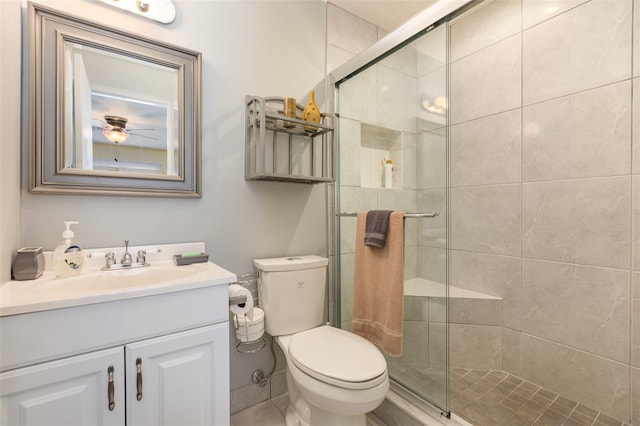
[{"left": 0, "top": 242, "right": 236, "bottom": 317}]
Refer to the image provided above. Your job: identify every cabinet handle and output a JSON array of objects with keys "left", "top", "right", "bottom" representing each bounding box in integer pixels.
[
  {"left": 107, "top": 366, "right": 115, "bottom": 411},
  {"left": 136, "top": 357, "right": 143, "bottom": 401}
]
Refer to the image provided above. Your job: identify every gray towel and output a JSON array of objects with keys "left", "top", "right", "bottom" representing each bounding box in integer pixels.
[{"left": 364, "top": 210, "right": 393, "bottom": 248}]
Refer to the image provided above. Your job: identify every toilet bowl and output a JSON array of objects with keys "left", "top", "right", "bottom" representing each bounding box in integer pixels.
[
  {"left": 276, "top": 326, "right": 389, "bottom": 426},
  {"left": 254, "top": 256, "right": 389, "bottom": 426}
]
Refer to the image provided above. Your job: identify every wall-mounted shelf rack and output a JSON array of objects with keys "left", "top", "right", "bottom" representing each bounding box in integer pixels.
[{"left": 245, "top": 96, "right": 335, "bottom": 183}]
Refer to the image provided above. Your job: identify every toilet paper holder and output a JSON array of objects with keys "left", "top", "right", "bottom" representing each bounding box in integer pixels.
[
  {"left": 233, "top": 313, "right": 267, "bottom": 354},
  {"left": 229, "top": 295, "right": 248, "bottom": 306},
  {"left": 232, "top": 312, "right": 266, "bottom": 354},
  {"left": 236, "top": 339, "right": 266, "bottom": 354},
  {"left": 229, "top": 276, "right": 266, "bottom": 354}
]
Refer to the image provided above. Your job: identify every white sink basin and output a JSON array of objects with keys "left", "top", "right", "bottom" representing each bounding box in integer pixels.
[{"left": 51, "top": 264, "right": 206, "bottom": 293}]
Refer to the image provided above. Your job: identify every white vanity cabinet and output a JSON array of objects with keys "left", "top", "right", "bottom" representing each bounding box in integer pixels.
[
  {"left": 0, "top": 346, "right": 126, "bottom": 425},
  {"left": 125, "top": 323, "right": 228, "bottom": 425},
  {"left": 0, "top": 323, "right": 228, "bottom": 426},
  {"left": 0, "top": 256, "right": 235, "bottom": 426}
]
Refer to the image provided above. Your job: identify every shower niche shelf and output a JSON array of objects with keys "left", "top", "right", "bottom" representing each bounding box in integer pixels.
[
  {"left": 245, "top": 95, "right": 335, "bottom": 184},
  {"left": 360, "top": 123, "right": 403, "bottom": 190}
]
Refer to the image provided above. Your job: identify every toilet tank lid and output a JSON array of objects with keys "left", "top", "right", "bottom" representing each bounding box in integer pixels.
[{"left": 254, "top": 256, "right": 328, "bottom": 272}]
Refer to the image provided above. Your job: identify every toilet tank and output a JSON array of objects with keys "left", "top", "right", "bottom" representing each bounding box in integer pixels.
[{"left": 254, "top": 256, "right": 328, "bottom": 336}]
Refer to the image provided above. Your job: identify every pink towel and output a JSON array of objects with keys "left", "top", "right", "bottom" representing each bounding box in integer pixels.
[{"left": 352, "top": 211, "right": 404, "bottom": 357}]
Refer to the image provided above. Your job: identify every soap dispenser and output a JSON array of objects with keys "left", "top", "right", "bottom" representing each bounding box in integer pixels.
[{"left": 52, "top": 221, "right": 83, "bottom": 278}]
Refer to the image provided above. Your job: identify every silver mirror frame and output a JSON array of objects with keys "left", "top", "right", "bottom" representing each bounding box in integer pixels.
[{"left": 28, "top": 2, "right": 202, "bottom": 197}]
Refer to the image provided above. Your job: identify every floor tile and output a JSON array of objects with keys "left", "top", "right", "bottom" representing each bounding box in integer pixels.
[
  {"left": 451, "top": 368, "right": 626, "bottom": 426},
  {"left": 230, "top": 399, "right": 285, "bottom": 426}
]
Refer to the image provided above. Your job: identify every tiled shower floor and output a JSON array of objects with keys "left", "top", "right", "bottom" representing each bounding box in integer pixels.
[{"left": 450, "top": 368, "right": 631, "bottom": 426}]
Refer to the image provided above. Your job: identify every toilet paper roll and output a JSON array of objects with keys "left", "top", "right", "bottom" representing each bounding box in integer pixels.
[
  {"left": 235, "top": 307, "right": 265, "bottom": 342},
  {"left": 229, "top": 284, "right": 254, "bottom": 316}
]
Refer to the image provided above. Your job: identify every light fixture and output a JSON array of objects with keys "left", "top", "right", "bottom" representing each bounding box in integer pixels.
[
  {"left": 102, "top": 115, "right": 130, "bottom": 144},
  {"left": 97, "top": 0, "right": 176, "bottom": 24},
  {"left": 421, "top": 95, "right": 448, "bottom": 114},
  {"left": 545, "top": 6, "right": 560, "bottom": 15}
]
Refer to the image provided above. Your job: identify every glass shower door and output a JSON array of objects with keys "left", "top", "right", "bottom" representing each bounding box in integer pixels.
[{"left": 335, "top": 22, "right": 449, "bottom": 411}]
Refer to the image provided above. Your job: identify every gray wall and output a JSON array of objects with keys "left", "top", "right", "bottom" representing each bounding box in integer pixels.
[
  {"left": 0, "top": 0, "right": 22, "bottom": 284},
  {"left": 446, "top": 0, "right": 638, "bottom": 423},
  {"left": 0, "top": 0, "right": 327, "bottom": 395}
]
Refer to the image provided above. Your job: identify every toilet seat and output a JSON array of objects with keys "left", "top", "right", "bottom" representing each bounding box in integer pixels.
[{"left": 288, "top": 326, "right": 387, "bottom": 390}]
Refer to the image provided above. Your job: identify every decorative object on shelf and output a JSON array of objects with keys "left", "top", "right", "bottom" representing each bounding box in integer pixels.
[
  {"left": 383, "top": 159, "right": 393, "bottom": 189},
  {"left": 301, "top": 91, "right": 321, "bottom": 132},
  {"left": 283, "top": 97, "right": 297, "bottom": 128}
]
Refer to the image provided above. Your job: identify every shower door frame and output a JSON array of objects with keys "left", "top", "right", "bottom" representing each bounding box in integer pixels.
[
  {"left": 328, "top": 0, "right": 475, "bottom": 86},
  {"left": 327, "top": 0, "right": 477, "bottom": 416}
]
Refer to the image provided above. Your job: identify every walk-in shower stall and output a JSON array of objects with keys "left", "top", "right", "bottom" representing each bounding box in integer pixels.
[{"left": 331, "top": 1, "right": 638, "bottom": 424}]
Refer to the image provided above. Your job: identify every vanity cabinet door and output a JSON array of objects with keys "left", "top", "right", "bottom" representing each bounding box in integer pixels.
[
  {"left": 125, "top": 323, "right": 229, "bottom": 426},
  {"left": 0, "top": 346, "right": 125, "bottom": 426}
]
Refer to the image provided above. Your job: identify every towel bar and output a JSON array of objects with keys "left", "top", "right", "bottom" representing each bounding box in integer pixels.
[{"left": 338, "top": 211, "right": 438, "bottom": 218}]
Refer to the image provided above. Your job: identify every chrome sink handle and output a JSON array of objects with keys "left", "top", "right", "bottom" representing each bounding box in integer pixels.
[
  {"left": 135, "top": 248, "right": 161, "bottom": 264},
  {"left": 105, "top": 252, "right": 116, "bottom": 268},
  {"left": 121, "top": 240, "right": 133, "bottom": 266}
]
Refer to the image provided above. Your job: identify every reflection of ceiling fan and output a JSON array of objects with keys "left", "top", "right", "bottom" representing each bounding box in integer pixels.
[{"left": 95, "top": 115, "right": 157, "bottom": 144}]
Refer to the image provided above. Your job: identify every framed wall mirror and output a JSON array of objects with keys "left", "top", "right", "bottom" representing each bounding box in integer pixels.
[{"left": 28, "top": 2, "right": 201, "bottom": 197}]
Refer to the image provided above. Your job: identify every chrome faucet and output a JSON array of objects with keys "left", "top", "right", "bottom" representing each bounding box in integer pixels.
[
  {"left": 121, "top": 240, "right": 133, "bottom": 266},
  {"left": 92, "top": 241, "right": 158, "bottom": 271}
]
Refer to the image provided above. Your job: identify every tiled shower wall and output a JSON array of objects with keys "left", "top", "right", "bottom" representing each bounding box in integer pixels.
[{"left": 446, "top": 0, "right": 638, "bottom": 424}]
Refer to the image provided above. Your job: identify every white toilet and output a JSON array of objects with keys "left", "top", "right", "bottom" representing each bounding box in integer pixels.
[{"left": 254, "top": 256, "right": 389, "bottom": 426}]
